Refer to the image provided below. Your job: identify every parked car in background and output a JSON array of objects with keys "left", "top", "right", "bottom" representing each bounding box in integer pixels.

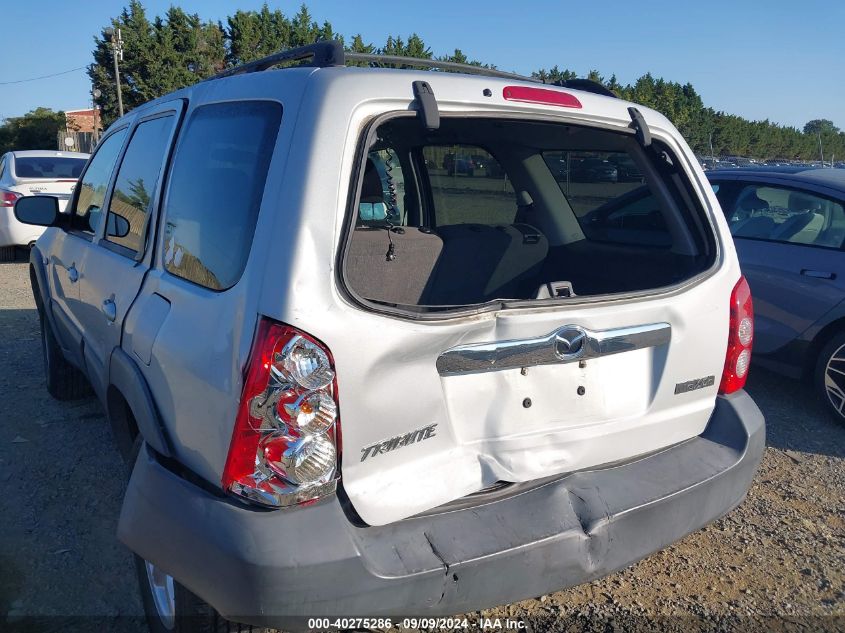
[
  {"left": 570, "top": 157, "right": 618, "bottom": 182},
  {"left": 0, "top": 150, "right": 89, "bottom": 261},
  {"left": 709, "top": 167, "right": 845, "bottom": 423},
  {"left": 15, "top": 41, "right": 763, "bottom": 631},
  {"left": 609, "top": 154, "right": 644, "bottom": 182},
  {"left": 443, "top": 152, "right": 475, "bottom": 176}
]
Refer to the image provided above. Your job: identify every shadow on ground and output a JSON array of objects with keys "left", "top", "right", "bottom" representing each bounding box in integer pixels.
[{"left": 745, "top": 366, "right": 845, "bottom": 459}]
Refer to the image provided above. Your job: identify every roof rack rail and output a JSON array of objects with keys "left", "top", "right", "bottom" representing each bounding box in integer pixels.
[
  {"left": 344, "top": 52, "right": 542, "bottom": 84},
  {"left": 204, "top": 40, "right": 618, "bottom": 99},
  {"left": 205, "top": 40, "right": 344, "bottom": 81},
  {"left": 552, "top": 78, "right": 618, "bottom": 98}
]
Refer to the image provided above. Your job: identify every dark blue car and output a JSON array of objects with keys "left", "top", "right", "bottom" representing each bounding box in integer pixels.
[{"left": 708, "top": 167, "right": 845, "bottom": 423}]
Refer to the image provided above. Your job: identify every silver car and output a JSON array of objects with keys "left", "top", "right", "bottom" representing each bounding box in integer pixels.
[{"left": 13, "top": 41, "right": 763, "bottom": 631}]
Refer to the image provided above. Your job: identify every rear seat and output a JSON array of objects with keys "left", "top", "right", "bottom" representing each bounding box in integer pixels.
[
  {"left": 423, "top": 223, "right": 548, "bottom": 305},
  {"left": 345, "top": 227, "right": 444, "bottom": 306},
  {"left": 348, "top": 154, "right": 549, "bottom": 307},
  {"left": 346, "top": 223, "right": 549, "bottom": 307}
]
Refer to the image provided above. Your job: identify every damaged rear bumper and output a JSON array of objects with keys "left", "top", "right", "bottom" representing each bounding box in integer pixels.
[{"left": 118, "top": 391, "right": 764, "bottom": 626}]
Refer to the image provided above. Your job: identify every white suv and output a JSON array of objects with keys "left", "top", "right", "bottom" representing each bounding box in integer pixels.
[{"left": 14, "top": 42, "right": 764, "bottom": 632}]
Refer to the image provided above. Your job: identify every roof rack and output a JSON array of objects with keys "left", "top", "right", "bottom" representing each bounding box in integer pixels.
[
  {"left": 204, "top": 40, "right": 618, "bottom": 98},
  {"left": 206, "top": 40, "right": 344, "bottom": 81},
  {"left": 344, "top": 52, "right": 542, "bottom": 83},
  {"left": 552, "top": 78, "right": 618, "bottom": 98}
]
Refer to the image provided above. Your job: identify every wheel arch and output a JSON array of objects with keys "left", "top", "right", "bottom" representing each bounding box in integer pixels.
[{"left": 108, "top": 347, "right": 172, "bottom": 462}]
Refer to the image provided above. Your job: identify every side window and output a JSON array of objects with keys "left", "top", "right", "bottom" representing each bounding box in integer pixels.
[
  {"left": 162, "top": 101, "right": 281, "bottom": 290},
  {"left": 104, "top": 115, "right": 175, "bottom": 255},
  {"left": 545, "top": 150, "right": 668, "bottom": 247},
  {"left": 727, "top": 184, "right": 845, "bottom": 248},
  {"left": 423, "top": 146, "right": 515, "bottom": 226},
  {"left": 0, "top": 156, "right": 6, "bottom": 180},
  {"left": 72, "top": 129, "right": 128, "bottom": 235}
]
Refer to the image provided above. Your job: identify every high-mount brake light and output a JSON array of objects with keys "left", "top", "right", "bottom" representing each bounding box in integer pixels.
[
  {"left": 502, "top": 86, "right": 582, "bottom": 109},
  {"left": 222, "top": 318, "right": 340, "bottom": 507},
  {"left": 719, "top": 276, "right": 754, "bottom": 394},
  {"left": 1, "top": 189, "right": 23, "bottom": 208}
]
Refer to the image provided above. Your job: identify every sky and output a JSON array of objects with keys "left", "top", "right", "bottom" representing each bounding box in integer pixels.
[{"left": 1, "top": 0, "right": 843, "bottom": 131}]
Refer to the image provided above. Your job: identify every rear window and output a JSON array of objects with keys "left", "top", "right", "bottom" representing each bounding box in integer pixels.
[
  {"left": 162, "top": 101, "right": 281, "bottom": 291},
  {"left": 343, "top": 116, "right": 714, "bottom": 314},
  {"left": 14, "top": 156, "right": 86, "bottom": 179}
]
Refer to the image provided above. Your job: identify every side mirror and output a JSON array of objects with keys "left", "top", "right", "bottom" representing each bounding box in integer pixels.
[
  {"left": 14, "top": 196, "right": 60, "bottom": 227},
  {"left": 106, "top": 214, "right": 131, "bottom": 238}
]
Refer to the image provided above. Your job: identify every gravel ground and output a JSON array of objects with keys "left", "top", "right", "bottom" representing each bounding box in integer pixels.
[{"left": 1, "top": 256, "right": 843, "bottom": 632}]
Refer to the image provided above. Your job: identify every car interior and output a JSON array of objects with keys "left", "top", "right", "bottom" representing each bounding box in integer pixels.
[
  {"left": 726, "top": 184, "right": 845, "bottom": 248},
  {"left": 344, "top": 116, "right": 715, "bottom": 312}
]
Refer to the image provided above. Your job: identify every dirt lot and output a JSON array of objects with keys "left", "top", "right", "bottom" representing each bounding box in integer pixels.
[{"left": 1, "top": 255, "right": 843, "bottom": 632}]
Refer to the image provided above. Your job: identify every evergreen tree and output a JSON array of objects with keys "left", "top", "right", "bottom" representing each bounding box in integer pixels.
[{"left": 84, "top": 1, "right": 844, "bottom": 160}]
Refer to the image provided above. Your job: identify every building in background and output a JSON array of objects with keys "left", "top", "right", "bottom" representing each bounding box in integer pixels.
[{"left": 59, "top": 108, "right": 101, "bottom": 153}]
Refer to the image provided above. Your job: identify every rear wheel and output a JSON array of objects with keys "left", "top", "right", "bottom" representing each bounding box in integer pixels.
[
  {"left": 135, "top": 555, "right": 250, "bottom": 633},
  {"left": 39, "top": 312, "right": 90, "bottom": 400},
  {"left": 814, "top": 331, "right": 845, "bottom": 425},
  {"left": 0, "top": 246, "right": 16, "bottom": 262}
]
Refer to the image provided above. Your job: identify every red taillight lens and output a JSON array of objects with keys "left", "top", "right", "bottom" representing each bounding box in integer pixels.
[
  {"left": 0, "top": 189, "right": 22, "bottom": 208},
  {"left": 502, "top": 85, "right": 583, "bottom": 109},
  {"left": 222, "top": 318, "right": 340, "bottom": 507},
  {"left": 719, "top": 276, "right": 754, "bottom": 394}
]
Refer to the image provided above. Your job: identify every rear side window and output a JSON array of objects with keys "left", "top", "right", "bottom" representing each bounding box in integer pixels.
[
  {"left": 72, "top": 129, "right": 128, "bottom": 235},
  {"left": 542, "top": 150, "right": 666, "bottom": 246},
  {"left": 162, "top": 101, "right": 281, "bottom": 290},
  {"left": 105, "top": 115, "right": 176, "bottom": 255},
  {"left": 726, "top": 184, "right": 845, "bottom": 249}
]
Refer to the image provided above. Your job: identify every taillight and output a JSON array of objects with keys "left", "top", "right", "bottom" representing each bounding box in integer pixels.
[
  {"left": 0, "top": 189, "right": 22, "bottom": 208},
  {"left": 719, "top": 276, "right": 754, "bottom": 394},
  {"left": 222, "top": 318, "right": 340, "bottom": 507}
]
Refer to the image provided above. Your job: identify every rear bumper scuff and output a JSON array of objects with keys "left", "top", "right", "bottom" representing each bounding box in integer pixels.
[{"left": 118, "top": 390, "right": 764, "bottom": 626}]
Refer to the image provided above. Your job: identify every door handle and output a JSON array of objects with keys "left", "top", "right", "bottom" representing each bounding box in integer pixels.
[
  {"left": 66, "top": 265, "right": 79, "bottom": 283},
  {"left": 102, "top": 298, "right": 117, "bottom": 322},
  {"left": 801, "top": 269, "right": 836, "bottom": 280}
]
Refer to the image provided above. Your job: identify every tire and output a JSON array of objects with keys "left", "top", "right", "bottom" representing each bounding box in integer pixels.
[
  {"left": 814, "top": 331, "right": 845, "bottom": 425},
  {"left": 0, "top": 246, "right": 16, "bottom": 262},
  {"left": 39, "top": 312, "right": 90, "bottom": 400},
  {"left": 135, "top": 554, "right": 255, "bottom": 633},
  {"left": 129, "top": 439, "right": 252, "bottom": 633}
]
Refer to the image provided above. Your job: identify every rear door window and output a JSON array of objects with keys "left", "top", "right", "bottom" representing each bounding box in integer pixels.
[
  {"left": 104, "top": 115, "right": 176, "bottom": 255},
  {"left": 726, "top": 183, "right": 845, "bottom": 248},
  {"left": 162, "top": 101, "right": 282, "bottom": 290}
]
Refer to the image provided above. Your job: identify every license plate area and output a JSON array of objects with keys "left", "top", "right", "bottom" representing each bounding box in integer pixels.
[{"left": 441, "top": 348, "right": 654, "bottom": 444}]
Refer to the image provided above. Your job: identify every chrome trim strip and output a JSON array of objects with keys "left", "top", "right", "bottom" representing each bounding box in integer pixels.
[{"left": 436, "top": 322, "right": 671, "bottom": 376}]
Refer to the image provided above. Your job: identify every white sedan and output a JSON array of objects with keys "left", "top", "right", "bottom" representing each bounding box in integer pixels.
[{"left": 0, "top": 149, "right": 89, "bottom": 260}]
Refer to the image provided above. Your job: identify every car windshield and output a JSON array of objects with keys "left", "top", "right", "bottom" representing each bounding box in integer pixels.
[{"left": 15, "top": 157, "right": 86, "bottom": 179}]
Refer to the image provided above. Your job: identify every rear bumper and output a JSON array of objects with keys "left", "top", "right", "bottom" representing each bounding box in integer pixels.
[{"left": 119, "top": 391, "right": 764, "bottom": 626}]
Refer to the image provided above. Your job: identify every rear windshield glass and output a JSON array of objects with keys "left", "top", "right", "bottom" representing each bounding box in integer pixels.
[
  {"left": 344, "top": 116, "right": 713, "bottom": 313},
  {"left": 14, "top": 157, "right": 86, "bottom": 179}
]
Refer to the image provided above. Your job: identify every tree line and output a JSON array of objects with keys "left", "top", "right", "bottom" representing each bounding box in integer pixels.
[{"left": 2, "top": 1, "right": 842, "bottom": 161}]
